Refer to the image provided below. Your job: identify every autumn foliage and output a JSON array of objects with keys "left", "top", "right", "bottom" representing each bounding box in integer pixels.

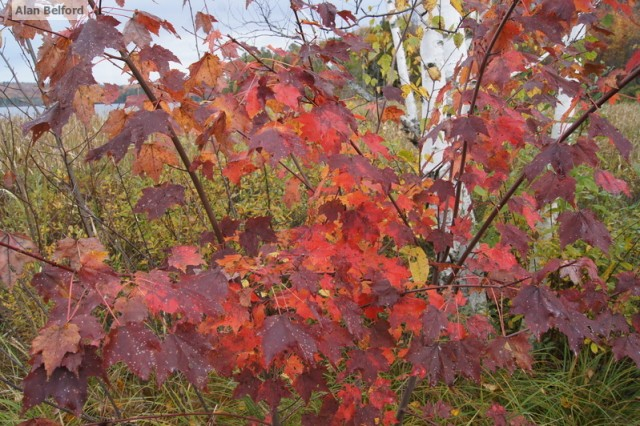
[{"left": 1, "top": 0, "right": 640, "bottom": 424}]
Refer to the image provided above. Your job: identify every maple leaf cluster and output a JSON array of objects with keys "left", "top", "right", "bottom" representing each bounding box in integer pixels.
[{"left": 1, "top": 0, "right": 639, "bottom": 424}]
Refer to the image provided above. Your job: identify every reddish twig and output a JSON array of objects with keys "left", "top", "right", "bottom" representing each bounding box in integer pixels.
[{"left": 0, "top": 240, "right": 74, "bottom": 273}]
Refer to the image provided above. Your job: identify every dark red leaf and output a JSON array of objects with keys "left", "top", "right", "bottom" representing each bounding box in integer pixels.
[
  {"left": 446, "top": 338, "right": 484, "bottom": 381},
  {"left": 486, "top": 334, "right": 533, "bottom": 372},
  {"left": 406, "top": 341, "right": 456, "bottom": 385},
  {"left": 612, "top": 334, "right": 640, "bottom": 368},
  {"left": 250, "top": 125, "right": 306, "bottom": 163},
  {"left": 338, "top": 298, "right": 366, "bottom": 339},
  {"left": 328, "top": 154, "right": 398, "bottom": 188},
  {"left": 261, "top": 315, "right": 318, "bottom": 365},
  {"left": 496, "top": 223, "right": 530, "bottom": 258},
  {"left": 133, "top": 183, "right": 185, "bottom": 220},
  {"left": 486, "top": 403, "right": 508, "bottom": 426},
  {"left": 102, "top": 323, "right": 162, "bottom": 380},
  {"left": 302, "top": 395, "right": 339, "bottom": 426},
  {"left": 293, "top": 366, "right": 329, "bottom": 403},
  {"left": 615, "top": 271, "right": 640, "bottom": 296},
  {"left": 256, "top": 377, "right": 291, "bottom": 409},
  {"left": 290, "top": 268, "right": 320, "bottom": 293},
  {"left": 87, "top": 110, "right": 174, "bottom": 162},
  {"left": 447, "top": 116, "right": 489, "bottom": 143},
  {"left": 589, "top": 114, "right": 633, "bottom": 160},
  {"left": 23, "top": 347, "right": 103, "bottom": 415},
  {"left": 158, "top": 324, "right": 214, "bottom": 388},
  {"left": 511, "top": 285, "right": 566, "bottom": 338},
  {"left": 558, "top": 209, "right": 612, "bottom": 253},
  {"left": 139, "top": 45, "right": 181, "bottom": 73},
  {"left": 531, "top": 171, "right": 576, "bottom": 207},
  {"left": 73, "top": 16, "right": 124, "bottom": 59},
  {"left": 316, "top": 2, "right": 337, "bottom": 27},
  {"left": 422, "top": 305, "right": 448, "bottom": 343},
  {"left": 239, "top": 216, "right": 277, "bottom": 256},
  {"left": 232, "top": 368, "right": 261, "bottom": 401},
  {"left": 524, "top": 143, "right": 580, "bottom": 179},
  {"left": 23, "top": 101, "right": 74, "bottom": 141},
  {"left": 371, "top": 277, "right": 400, "bottom": 307},
  {"left": 382, "top": 85, "right": 403, "bottom": 103},
  {"left": 136, "top": 268, "right": 228, "bottom": 321},
  {"left": 345, "top": 348, "right": 390, "bottom": 384}
]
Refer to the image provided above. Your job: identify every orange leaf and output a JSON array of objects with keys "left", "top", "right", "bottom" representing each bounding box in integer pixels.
[
  {"left": 381, "top": 106, "right": 404, "bottom": 123},
  {"left": 133, "top": 142, "right": 179, "bottom": 183},
  {"left": 31, "top": 324, "right": 81, "bottom": 377}
]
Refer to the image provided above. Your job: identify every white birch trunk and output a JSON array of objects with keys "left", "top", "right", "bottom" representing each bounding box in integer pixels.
[
  {"left": 419, "top": 1, "right": 469, "bottom": 176},
  {"left": 386, "top": 0, "right": 419, "bottom": 133},
  {"left": 542, "top": 22, "right": 588, "bottom": 235}
]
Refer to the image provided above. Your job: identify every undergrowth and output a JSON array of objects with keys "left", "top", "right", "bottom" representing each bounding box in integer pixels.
[{"left": 0, "top": 102, "right": 639, "bottom": 424}]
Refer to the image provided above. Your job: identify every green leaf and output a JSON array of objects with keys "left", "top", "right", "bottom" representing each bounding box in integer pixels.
[
  {"left": 454, "top": 32, "right": 464, "bottom": 49},
  {"left": 377, "top": 53, "right": 392, "bottom": 75}
]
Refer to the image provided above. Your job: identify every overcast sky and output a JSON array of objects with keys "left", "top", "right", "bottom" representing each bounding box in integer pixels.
[{"left": 0, "top": 0, "right": 386, "bottom": 84}]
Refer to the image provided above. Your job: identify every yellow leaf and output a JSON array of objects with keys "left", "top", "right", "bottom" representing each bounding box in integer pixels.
[
  {"left": 418, "top": 86, "right": 431, "bottom": 100},
  {"left": 483, "top": 383, "right": 498, "bottom": 392},
  {"left": 450, "top": 0, "right": 464, "bottom": 15},
  {"left": 560, "top": 397, "right": 572, "bottom": 408},
  {"left": 451, "top": 408, "right": 460, "bottom": 416},
  {"left": 423, "top": 0, "right": 437, "bottom": 13},
  {"left": 401, "top": 246, "right": 429, "bottom": 283},
  {"left": 401, "top": 84, "right": 412, "bottom": 98},
  {"left": 527, "top": 86, "right": 542, "bottom": 97}
]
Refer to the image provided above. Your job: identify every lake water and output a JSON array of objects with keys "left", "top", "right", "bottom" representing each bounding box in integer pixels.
[{"left": 0, "top": 103, "right": 125, "bottom": 120}]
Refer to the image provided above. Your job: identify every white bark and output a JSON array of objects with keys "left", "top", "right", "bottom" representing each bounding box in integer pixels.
[
  {"left": 387, "top": 0, "right": 419, "bottom": 133},
  {"left": 419, "top": 1, "right": 469, "bottom": 176}
]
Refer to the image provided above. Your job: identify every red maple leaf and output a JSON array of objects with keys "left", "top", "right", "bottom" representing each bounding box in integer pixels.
[
  {"left": 557, "top": 209, "right": 612, "bottom": 253},
  {"left": 261, "top": 315, "right": 318, "bottom": 365},
  {"left": 133, "top": 183, "right": 185, "bottom": 220}
]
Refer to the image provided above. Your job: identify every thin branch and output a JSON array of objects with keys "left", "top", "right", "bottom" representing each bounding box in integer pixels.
[
  {"left": 228, "top": 35, "right": 276, "bottom": 73},
  {"left": 396, "top": 376, "right": 417, "bottom": 423},
  {"left": 403, "top": 282, "right": 517, "bottom": 295},
  {"left": 0, "top": 240, "right": 75, "bottom": 273},
  {"left": 87, "top": 0, "right": 226, "bottom": 246},
  {"left": 0, "top": 17, "right": 69, "bottom": 39},
  {"left": 439, "top": 0, "right": 520, "bottom": 267},
  {"left": 289, "top": 154, "right": 314, "bottom": 191},
  {"left": 448, "top": 64, "right": 640, "bottom": 284},
  {"left": 291, "top": 4, "right": 315, "bottom": 71}
]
